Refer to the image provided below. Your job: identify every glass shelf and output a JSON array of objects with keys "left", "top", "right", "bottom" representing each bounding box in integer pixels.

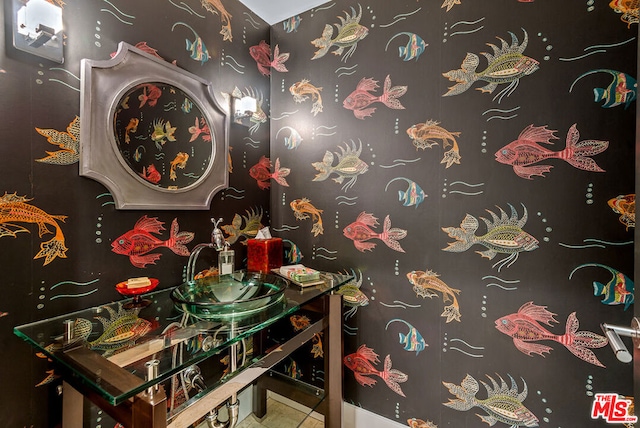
[{"left": 14, "top": 272, "right": 353, "bottom": 407}]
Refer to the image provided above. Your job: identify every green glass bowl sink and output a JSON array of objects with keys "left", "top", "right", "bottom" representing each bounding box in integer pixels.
[{"left": 170, "top": 270, "right": 289, "bottom": 322}]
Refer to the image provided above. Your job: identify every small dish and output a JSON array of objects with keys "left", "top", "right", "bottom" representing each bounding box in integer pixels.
[{"left": 116, "top": 278, "right": 159, "bottom": 308}]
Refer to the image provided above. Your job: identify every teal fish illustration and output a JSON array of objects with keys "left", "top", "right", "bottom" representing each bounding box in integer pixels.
[
  {"left": 181, "top": 97, "right": 193, "bottom": 113},
  {"left": 171, "top": 22, "right": 210, "bottom": 65},
  {"left": 442, "top": 203, "right": 538, "bottom": 271},
  {"left": 276, "top": 126, "right": 303, "bottom": 149},
  {"left": 569, "top": 69, "right": 637, "bottom": 109},
  {"left": 312, "top": 140, "right": 369, "bottom": 191},
  {"left": 311, "top": 4, "right": 369, "bottom": 62},
  {"left": 283, "top": 239, "right": 303, "bottom": 264},
  {"left": 569, "top": 263, "right": 634, "bottom": 310},
  {"left": 283, "top": 15, "right": 301, "bottom": 33},
  {"left": 385, "top": 177, "right": 426, "bottom": 208},
  {"left": 443, "top": 29, "right": 539, "bottom": 103},
  {"left": 385, "top": 32, "right": 428, "bottom": 61},
  {"left": 443, "top": 374, "right": 539, "bottom": 428},
  {"left": 385, "top": 319, "right": 427, "bottom": 355}
]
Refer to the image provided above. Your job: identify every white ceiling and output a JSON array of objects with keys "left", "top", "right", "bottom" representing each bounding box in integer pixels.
[{"left": 238, "top": 0, "right": 330, "bottom": 25}]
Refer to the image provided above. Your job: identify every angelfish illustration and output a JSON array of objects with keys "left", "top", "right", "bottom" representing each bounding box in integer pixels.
[
  {"left": 385, "top": 177, "right": 426, "bottom": 208},
  {"left": 171, "top": 22, "right": 210, "bottom": 65},
  {"left": 385, "top": 32, "right": 428, "bottom": 61},
  {"left": 385, "top": 318, "right": 427, "bottom": 355},
  {"left": 569, "top": 69, "right": 637, "bottom": 109},
  {"left": 569, "top": 263, "right": 634, "bottom": 310}
]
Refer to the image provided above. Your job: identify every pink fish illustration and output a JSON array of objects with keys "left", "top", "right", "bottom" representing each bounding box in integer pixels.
[
  {"left": 343, "top": 75, "right": 407, "bottom": 119},
  {"left": 344, "top": 344, "right": 408, "bottom": 397},
  {"left": 249, "top": 156, "right": 290, "bottom": 190},
  {"left": 495, "top": 301, "right": 608, "bottom": 367},
  {"left": 137, "top": 83, "right": 162, "bottom": 108},
  {"left": 249, "top": 40, "right": 290, "bottom": 76},
  {"left": 111, "top": 216, "right": 194, "bottom": 268},
  {"left": 343, "top": 212, "right": 407, "bottom": 252},
  {"left": 495, "top": 123, "right": 608, "bottom": 179}
]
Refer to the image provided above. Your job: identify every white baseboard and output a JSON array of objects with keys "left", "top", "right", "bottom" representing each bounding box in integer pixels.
[{"left": 342, "top": 402, "right": 408, "bottom": 428}]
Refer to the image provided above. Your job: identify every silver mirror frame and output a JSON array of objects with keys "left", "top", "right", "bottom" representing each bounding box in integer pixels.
[{"left": 80, "top": 42, "right": 229, "bottom": 210}]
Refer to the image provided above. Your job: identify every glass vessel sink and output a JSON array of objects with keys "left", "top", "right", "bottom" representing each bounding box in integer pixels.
[{"left": 170, "top": 270, "right": 289, "bottom": 322}]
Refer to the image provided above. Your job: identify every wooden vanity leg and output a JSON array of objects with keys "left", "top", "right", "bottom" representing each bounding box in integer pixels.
[
  {"left": 62, "top": 381, "right": 83, "bottom": 428},
  {"left": 325, "top": 293, "right": 343, "bottom": 428}
]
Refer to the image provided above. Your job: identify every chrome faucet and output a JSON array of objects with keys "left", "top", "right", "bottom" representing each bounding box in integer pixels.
[{"left": 186, "top": 218, "right": 227, "bottom": 283}]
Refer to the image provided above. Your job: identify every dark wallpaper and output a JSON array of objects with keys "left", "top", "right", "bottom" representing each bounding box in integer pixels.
[
  {"left": 0, "top": 0, "right": 637, "bottom": 427},
  {"left": 269, "top": 0, "right": 637, "bottom": 427}
]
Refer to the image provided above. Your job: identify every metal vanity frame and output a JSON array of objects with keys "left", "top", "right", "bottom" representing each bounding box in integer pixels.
[{"left": 14, "top": 273, "right": 352, "bottom": 428}]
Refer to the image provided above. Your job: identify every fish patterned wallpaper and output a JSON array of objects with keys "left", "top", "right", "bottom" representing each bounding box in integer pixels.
[
  {"left": 269, "top": 0, "right": 637, "bottom": 427},
  {"left": 0, "top": 0, "right": 273, "bottom": 426}
]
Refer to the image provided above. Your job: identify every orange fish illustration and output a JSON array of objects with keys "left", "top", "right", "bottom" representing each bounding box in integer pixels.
[
  {"left": 249, "top": 156, "right": 290, "bottom": 189},
  {"left": 140, "top": 164, "right": 162, "bottom": 184},
  {"left": 0, "top": 193, "right": 68, "bottom": 265},
  {"left": 111, "top": 216, "right": 194, "bottom": 268},
  {"left": 201, "top": 0, "right": 233, "bottom": 41},
  {"left": 290, "top": 314, "right": 310, "bottom": 331},
  {"left": 406, "top": 269, "right": 461, "bottom": 322},
  {"left": 138, "top": 83, "right": 162, "bottom": 108},
  {"left": 608, "top": 194, "right": 635, "bottom": 230},
  {"left": 610, "top": 0, "right": 639, "bottom": 27},
  {"left": 344, "top": 344, "right": 408, "bottom": 397},
  {"left": 289, "top": 79, "right": 323, "bottom": 116},
  {"left": 406, "top": 120, "right": 461, "bottom": 168},
  {"left": 343, "top": 75, "right": 407, "bottom": 119},
  {"left": 169, "top": 152, "right": 189, "bottom": 181},
  {"left": 124, "top": 118, "right": 139, "bottom": 144},
  {"left": 291, "top": 198, "right": 324, "bottom": 237},
  {"left": 35, "top": 116, "right": 80, "bottom": 165}
]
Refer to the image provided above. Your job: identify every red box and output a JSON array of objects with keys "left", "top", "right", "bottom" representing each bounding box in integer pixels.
[{"left": 247, "top": 238, "right": 283, "bottom": 273}]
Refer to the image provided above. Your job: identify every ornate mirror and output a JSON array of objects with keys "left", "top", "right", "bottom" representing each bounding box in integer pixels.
[{"left": 80, "top": 42, "right": 229, "bottom": 209}]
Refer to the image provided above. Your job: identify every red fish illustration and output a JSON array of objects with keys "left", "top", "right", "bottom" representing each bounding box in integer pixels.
[
  {"left": 249, "top": 156, "right": 290, "bottom": 190},
  {"left": 137, "top": 83, "right": 162, "bottom": 108},
  {"left": 344, "top": 344, "right": 408, "bottom": 397},
  {"left": 495, "top": 301, "right": 608, "bottom": 367},
  {"left": 343, "top": 75, "right": 407, "bottom": 119},
  {"left": 111, "top": 216, "right": 194, "bottom": 268},
  {"left": 249, "top": 40, "right": 290, "bottom": 76},
  {"left": 140, "top": 164, "right": 162, "bottom": 184},
  {"left": 343, "top": 212, "right": 407, "bottom": 252},
  {"left": 495, "top": 123, "right": 608, "bottom": 179}
]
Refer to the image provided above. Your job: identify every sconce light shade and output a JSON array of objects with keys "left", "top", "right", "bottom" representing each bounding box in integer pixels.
[
  {"left": 11, "top": 0, "right": 64, "bottom": 63},
  {"left": 233, "top": 95, "right": 258, "bottom": 127}
]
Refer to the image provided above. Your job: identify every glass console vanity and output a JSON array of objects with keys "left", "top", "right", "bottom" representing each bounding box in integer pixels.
[{"left": 14, "top": 272, "right": 352, "bottom": 428}]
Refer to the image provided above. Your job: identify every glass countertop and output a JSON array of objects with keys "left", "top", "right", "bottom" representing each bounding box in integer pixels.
[{"left": 14, "top": 272, "right": 353, "bottom": 406}]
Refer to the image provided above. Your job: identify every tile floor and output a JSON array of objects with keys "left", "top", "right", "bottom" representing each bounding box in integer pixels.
[{"left": 196, "top": 396, "right": 324, "bottom": 428}]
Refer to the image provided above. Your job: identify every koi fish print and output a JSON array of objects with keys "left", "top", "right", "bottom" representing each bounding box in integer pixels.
[
  {"left": 343, "top": 75, "right": 407, "bottom": 119},
  {"left": 249, "top": 40, "right": 289, "bottom": 76},
  {"left": 169, "top": 152, "right": 189, "bottom": 181},
  {"left": 608, "top": 194, "right": 635, "bottom": 229},
  {"left": 406, "top": 269, "right": 461, "bottom": 323},
  {"left": 442, "top": 203, "right": 538, "bottom": 271},
  {"left": 495, "top": 124, "right": 608, "bottom": 179},
  {"left": 343, "top": 212, "right": 406, "bottom": 253},
  {"left": 385, "top": 318, "right": 427, "bottom": 355},
  {"left": 124, "top": 118, "right": 139, "bottom": 144},
  {"left": 111, "top": 216, "right": 194, "bottom": 268},
  {"left": 289, "top": 79, "right": 323, "bottom": 116},
  {"left": 570, "top": 69, "right": 637, "bottom": 109},
  {"left": 311, "top": 4, "right": 369, "bottom": 62},
  {"left": 610, "top": 0, "right": 639, "bottom": 27},
  {"left": 407, "top": 419, "right": 438, "bottom": 428},
  {"left": 312, "top": 140, "right": 369, "bottom": 191},
  {"left": 221, "top": 207, "right": 263, "bottom": 245},
  {"left": 443, "top": 29, "right": 539, "bottom": 103},
  {"left": 290, "top": 198, "right": 324, "bottom": 237},
  {"left": 495, "top": 301, "right": 608, "bottom": 367},
  {"left": 441, "top": 0, "right": 461, "bottom": 11},
  {"left": 344, "top": 344, "right": 408, "bottom": 397},
  {"left": 443, "top": 374, "right": 539, "bottom": 428},
  {"left": 201, "top": 0, "right": 233, "bottom": 42},
  {"left": 35, "top": 116, "right": 80, "bottom": 165},
  {"left": 406, "top": 120, "right": 461, "bottom": 168},
  {"left": 249, "top": 156, "right": 290, "bottom": 190},
  {"left": 0, "top": 193, "right": 68, "bottom": 265},
  {"left": 569, "top": 263, "right": 634, "bottom": 310}
]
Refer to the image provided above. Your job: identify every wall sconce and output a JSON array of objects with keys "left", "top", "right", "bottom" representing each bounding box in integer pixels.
[
  {"left": 11, "top": 0, "right": 64, "bottom": 63},
  {"left": 232, "top": 95, "right": 258, "bottom": 127},
  {"left": 601, "top": 318, "right": 640, "bottom": 363}
]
